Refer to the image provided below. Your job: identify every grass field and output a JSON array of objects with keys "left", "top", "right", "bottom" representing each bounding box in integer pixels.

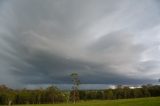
[
  {"left": 11, "top": 97, "right": 160, "bottom": 106},
  {"left": 12, "top": 97, "right": 160, "bottom": 106}
]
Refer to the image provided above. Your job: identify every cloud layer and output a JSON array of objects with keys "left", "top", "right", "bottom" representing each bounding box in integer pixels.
[{"left": 0, "top": 0, "right": 160, "bottom": 88}]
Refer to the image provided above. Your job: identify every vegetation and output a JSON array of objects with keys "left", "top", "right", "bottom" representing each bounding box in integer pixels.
[
  {"left": 0, "top": 85, "right": 66, "bottom": 105},
  {"left": 0, "top": 84, "right": 160, "bottom": 105},
  {"left": 79, "top": 85, "right": 159, "bottom": 100},
  {"left": 13, "top": 97, "right": 160, "bottom": 106}
]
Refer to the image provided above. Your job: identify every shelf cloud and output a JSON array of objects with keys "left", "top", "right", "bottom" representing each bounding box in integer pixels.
[{"left": 0, "top": 0, "right": 160, "bottom": 88}]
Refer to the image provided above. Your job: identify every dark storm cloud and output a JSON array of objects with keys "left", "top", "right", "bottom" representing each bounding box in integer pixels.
[
  {"left": 0, "top": 0, "right": 160, "bottom": 88},
  {"left": 8, "top": 50, "right": 135, "bottom": 84}
]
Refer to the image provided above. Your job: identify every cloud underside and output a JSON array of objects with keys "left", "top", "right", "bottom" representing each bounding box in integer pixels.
[{"left": 0, "top": 0, "right": 160, "bottom": 88}]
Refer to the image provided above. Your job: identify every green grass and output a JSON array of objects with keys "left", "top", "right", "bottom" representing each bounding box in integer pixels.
[{"left": 13, "top": 97, "right": 160, "bottom": 106}]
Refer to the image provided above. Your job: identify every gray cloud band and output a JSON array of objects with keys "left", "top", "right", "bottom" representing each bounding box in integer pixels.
[{"left": 0, "top": 0, "right": 159, "bottom": 88}]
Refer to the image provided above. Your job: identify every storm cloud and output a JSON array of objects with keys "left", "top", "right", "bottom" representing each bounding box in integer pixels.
[{"left": 0, "top": 0, "right": 160, "bottom": 88}]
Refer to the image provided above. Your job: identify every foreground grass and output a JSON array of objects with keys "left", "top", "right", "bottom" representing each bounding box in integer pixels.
[{"left": 13, "top": 97, "right": 160, "bottom": 106}]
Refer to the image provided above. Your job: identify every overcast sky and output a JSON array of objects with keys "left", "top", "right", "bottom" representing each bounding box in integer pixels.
[{"left": 0, "top": 0, "right": 160, "bottom": 88}]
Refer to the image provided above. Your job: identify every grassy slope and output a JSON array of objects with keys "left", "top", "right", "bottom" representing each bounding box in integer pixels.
[{"left": 13, "top": 97, "right": 160, "bottom": 106}]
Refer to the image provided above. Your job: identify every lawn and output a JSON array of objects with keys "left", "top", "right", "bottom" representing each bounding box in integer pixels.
[{"left": 13, "top": 97, "right": 160, "bottom": 106}]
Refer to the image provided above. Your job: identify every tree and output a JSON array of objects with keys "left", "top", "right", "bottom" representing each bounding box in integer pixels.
[
  {"left": 133, "top": 88, "right": 143, "bottom": 98},
  {"left": 70, "top": 73, "right": 80, "bottom": 104},
  {"left": 45, "top": 86, "right": 65, "bottom": 104},
  {"left": 96, "top": 91, "right": 104, "bottom": 99},
  {"left": 142, "top": 86, "right": 150, "bottom": 97},
  {"left": 115, "top": 85, "right": 123, "bottom": 99},
  {"left": 123, "top": 87, "right": 131, "bottom": 98},
  {"left": 104, "top": 89, "right": 114, "bottom": 100}
]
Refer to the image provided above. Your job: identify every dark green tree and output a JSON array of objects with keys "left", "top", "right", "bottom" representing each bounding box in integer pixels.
[{"left": 104, "top": 89, "right": 114, "bottom": 100}]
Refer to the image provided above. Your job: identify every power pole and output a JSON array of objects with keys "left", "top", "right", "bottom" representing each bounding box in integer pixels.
[{"left": 70, "top": 73, "right": 80, "bottom": 104}]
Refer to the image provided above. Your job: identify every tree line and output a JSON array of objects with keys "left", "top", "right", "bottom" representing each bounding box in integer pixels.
[
  {"left": 0, "top": 84, "right": 160, "bottom": 105},
  {"left": 79, "top": 85, "right": 160, "bottom": 100},
  {"left": 0, "top": 85, "right": 67, "bottom": 105}
]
